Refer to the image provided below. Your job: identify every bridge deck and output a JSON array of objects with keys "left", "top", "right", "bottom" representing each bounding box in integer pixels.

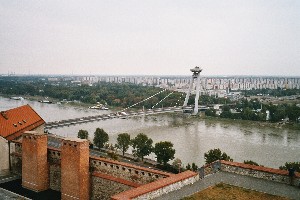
[{"left": 45, "top": 107, "right": 184, "bottom": 130}]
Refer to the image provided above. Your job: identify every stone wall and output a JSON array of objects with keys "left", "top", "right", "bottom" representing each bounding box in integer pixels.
[
  {"left": 91, "top": 175, "right": 133, "bottom": 200},
  {"left": 199, "top": 160, "right": 300, "bottom": 187},
  {"left": 0, "top": 137, "right": 9, "bottom": 173},
  {"left": 111, "top": 171, "right": 199, "bottom": 200},
  {"left": 134, "top": 174, "right": 199, "bottom": 200},
  {"left": 90, "top": 156, "right": 171, "bottom": 185},
  {"left": 220, "top": 160, "right": 300, "bottom": 187},
  {"left": 49, "top": 164, "right": 61, "bottom": 191}
]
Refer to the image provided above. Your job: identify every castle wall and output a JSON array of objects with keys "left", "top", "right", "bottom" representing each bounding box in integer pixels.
[
  {"left": 22, "top": 131, "right": 49, "bottom": 192},
  {"left": 111, "top": 170, "right": 199, "bottom": 200},
  {"left": 199, "top": 160, "right": 300, "bottom": 187},
  {"left": 91, "top": 175, "right": 133, "bottom": 200},
  {"left": 0, "top": 137, "right": 9, "bottom": 174},
  {"left": 61, "top": 138, "right": 90, "bottom": 200},
  {"left": 90, "top": 157, "right": 170, "bottom": 185}
]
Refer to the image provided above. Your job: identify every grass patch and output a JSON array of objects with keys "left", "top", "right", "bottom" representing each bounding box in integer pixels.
[{"left": 181, "top": 183, "right": 291, "bottom": 200}]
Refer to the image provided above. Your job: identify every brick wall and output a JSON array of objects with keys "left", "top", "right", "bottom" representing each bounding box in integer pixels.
[
  {"left": 61, "top": 138, "right": 90, "bottom": 200},
  {"left": 22, "top": 131, "right": 49, "bottom": 192}
]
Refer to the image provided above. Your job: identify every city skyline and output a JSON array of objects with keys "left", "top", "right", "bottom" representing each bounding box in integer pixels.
[{"left": 1, "top": 1, "right": 300, "bottom": 76}]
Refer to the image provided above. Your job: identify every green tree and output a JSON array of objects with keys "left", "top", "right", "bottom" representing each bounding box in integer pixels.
[
  {"left": 116, "top": 133, "right": 131, "bottom": 156},
  {"left": 186, "top": 163, "right": 191, "bottom": 170},
  {"left": 154, "top": 141, "right": 175, "bottom": 166},
  {"left": 279, "top": 162, "right": 300, "bottom": 173},
  {"left": 244, "top": 160, "right": 259, "bottom": 166},
  {"left": 191, "top": 163, "right": 198, "bottom": 171},
  {"left": 93, "top": 128, "right": 109, "bottom": 149},
  {"left": 204, "top": 148, "right": 233, "bottom": 164},
  {"left": 77, "top": 129, "right": 89, "bottom": 139},
  {"left": 131, "top": 133, "right": 153, "bottom": 161}
]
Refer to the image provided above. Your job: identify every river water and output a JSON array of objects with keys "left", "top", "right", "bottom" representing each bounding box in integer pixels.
[{"left": 1, "top": 96, "right": 299, "bottom": 169}]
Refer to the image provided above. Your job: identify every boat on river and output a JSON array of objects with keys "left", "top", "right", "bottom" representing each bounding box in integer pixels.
[{"left": 89, "top": 104, "right": 108, "bottom": 110}]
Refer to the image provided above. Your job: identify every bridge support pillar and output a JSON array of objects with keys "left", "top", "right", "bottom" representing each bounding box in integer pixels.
[{"left": 183, "top": 66, "right": 202, "bottom": 115}]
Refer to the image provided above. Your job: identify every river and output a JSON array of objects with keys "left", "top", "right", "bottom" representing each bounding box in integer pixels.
[{"left": 1, "top": 96, "right": 299, "bottom": 169}]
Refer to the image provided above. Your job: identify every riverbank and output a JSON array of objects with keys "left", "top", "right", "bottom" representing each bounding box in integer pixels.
[
  {"left": 2, "top": 94, "right": 300, "bottom": 130},
  {"left": 202, "top": 116, "right": 300, "bottom": 131}
]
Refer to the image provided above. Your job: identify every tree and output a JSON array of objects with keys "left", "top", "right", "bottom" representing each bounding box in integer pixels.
[
  {"left": 116, "top": 133, "right": 131, "bottom": 156},
  {"left": 279, "top": 162, "right": 300, "bottom": 173},
  {"left": 204, "top": 148, "right": 233, "bottom": 164},
  {"left": 131, "top": 133, "right": 153, "bottom": 161},
  {"left": 154, "top": 141, "right": 175, "bottom": 166},
  {"left": 244, "top": 160, "right": 259, "bottom": 166},
  {"left": 93, "top": 128, "right": 109, "bottom": 149},
  {"left": 77, "top": 129, "right": 88, "bottom": 139},
  {"left": 186, "top": 163, "right": 191, "bottom": 170},
  {"left": 191, "top": 163, "right": 198, "bottom": 171},
  {"left": 172, "top": 158, "right": 183, "bottom": 173}
]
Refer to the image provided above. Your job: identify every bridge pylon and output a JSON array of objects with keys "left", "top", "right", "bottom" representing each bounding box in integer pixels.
[{"left": 183, "top": 66, "right": 202, "bottom": 115}]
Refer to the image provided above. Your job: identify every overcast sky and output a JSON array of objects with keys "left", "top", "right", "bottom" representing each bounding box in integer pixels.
[{"left": 0, "top": 0, "right": 299, "bottom": 76}]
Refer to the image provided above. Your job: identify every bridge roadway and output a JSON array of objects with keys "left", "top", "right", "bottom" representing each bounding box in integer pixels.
[{"left": 45, "top": 106, "right": 184, "bottom": 130}]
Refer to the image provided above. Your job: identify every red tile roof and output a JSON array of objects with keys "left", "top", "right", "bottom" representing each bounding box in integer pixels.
[{"left": 0, "top": 105, "right": 45, "bottom": 140}]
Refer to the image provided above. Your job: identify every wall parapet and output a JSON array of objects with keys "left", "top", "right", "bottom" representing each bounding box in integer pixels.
[
  {"left": 199, "top": 160, "right": 300, "bottom": 187},
  {"left": 111, "top": 170, "right": 199, "bottom": 200},
  {"left": 93, "top": 172, "right": 141, "bottom": 188},
  {"left": 90, "top": 156, "right": 171, "bottom": 185}
]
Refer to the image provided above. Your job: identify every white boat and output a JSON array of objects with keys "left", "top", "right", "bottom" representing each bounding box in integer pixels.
[
  {"left": 10, "top": 96, "right": 24, "bottom": 100},
  {"left": 89, "top": 104, "right": 109, "bottom": 110}
]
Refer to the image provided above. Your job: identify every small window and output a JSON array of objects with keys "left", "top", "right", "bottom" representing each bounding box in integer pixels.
[
  {"left": 116, "top": 166, "right": 119, "bottom": 169},
  {"left": 135, "top": 170, "right": 139, "bottom": 174},
  {"left": 122, "top": 167, "right": 126, "bottom": 171},
  {"left": 155, "top": 175, "right": 159, "bottom": 178}
]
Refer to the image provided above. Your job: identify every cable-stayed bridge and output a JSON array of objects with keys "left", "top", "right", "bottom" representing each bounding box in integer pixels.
[{"left": 45, "top": 67, "right": 206, "bottom": 130}]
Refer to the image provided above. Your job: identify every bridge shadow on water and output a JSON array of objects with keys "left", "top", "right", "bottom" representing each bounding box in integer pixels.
[{"left": 0, "top": 179, "right": 61, "bottom": 200}]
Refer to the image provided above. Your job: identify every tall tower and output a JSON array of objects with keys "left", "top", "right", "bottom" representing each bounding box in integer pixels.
[
  {"left": 22, "top": 131, "right": 49, "bottom": 192},
  {"left": 183, "top": 66, "right": 202, "bottom": 114},
  {"left": 61, "top": 138, "right": 90, "bottom": 200}
]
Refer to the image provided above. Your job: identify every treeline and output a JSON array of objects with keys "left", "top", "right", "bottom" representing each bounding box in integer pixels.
[
  {"left": 78, "top": 129, "right": 181, "bottom": 172},
  {"left": 206, "top": 98, "right": 300, "bottom": 123},
  {"left": 0, "top": 77, "right": 183, "bottom": 109},
  {"left": 0, "top": 76, "right": 228, "bottom": 109}
]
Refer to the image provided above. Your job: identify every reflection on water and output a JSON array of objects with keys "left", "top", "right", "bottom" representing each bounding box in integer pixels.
[{"left": 1, "top": 97, "right": 299, "bottom": 168}]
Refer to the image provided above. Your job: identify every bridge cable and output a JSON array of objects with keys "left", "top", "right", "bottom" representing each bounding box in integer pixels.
[{"left": 120, "top": 89, "right": 167, "bottom": 112}]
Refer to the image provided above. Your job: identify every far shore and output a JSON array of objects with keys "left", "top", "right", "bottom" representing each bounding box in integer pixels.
[{"left": 2, "top": 94, "right": 300, "bottom": 131}]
